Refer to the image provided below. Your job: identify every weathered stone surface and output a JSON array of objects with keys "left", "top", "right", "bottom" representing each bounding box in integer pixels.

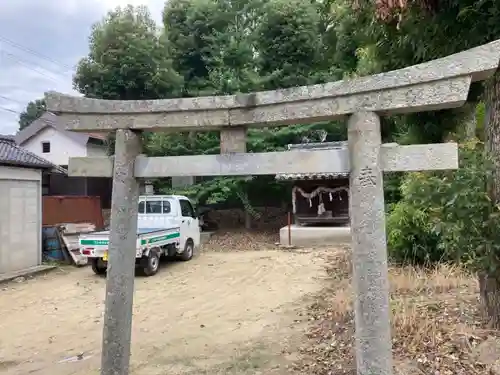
[
  {"left": 66, "top": 143, "right": 458, "bottom": 177},
  {"left": 229, "top": 76, "right": 471, "bottom": 127},
  {"left": 45, "top": 39, "right": 500, "bottom": 132},
  {"left": 348, "top": 112, "right": 393, "bottom": 375},
  {"left": 101, "top": 129, "right": 141, "bottom": 375},
  {"left": 381, "top": 143, "right": 458, "bottom": 171},
  {"left": 52, "top": 110, "right": 231, "bottom": 132},
  {"left": 46, "top": 77, "right": 471, "bottom": 131},
  {"left": 220, "top": 127, "right": 247, "bottom": 153}
]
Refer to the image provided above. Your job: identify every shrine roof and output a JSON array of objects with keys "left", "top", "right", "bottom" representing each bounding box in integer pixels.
[
  {"left": 275, "top": 172, "right": 349, "bottom": 180},
  {"left": 275, "top": 141, "right": 349, "bottom": 180}
]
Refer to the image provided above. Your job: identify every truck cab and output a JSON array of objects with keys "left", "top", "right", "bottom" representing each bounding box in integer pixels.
[{"left": 137, "top": 195, "right": 201, "bottom": 249}]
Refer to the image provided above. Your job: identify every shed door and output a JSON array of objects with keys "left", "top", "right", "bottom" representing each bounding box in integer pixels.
[{"left": 0, "top": 180, "right": 40, "bottom": 273}]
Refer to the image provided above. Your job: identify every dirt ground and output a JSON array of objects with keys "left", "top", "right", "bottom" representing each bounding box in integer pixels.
[
  {"left": 0, "top": 249, "right": 327, "bottom": 375},
  {"left": 296, "top": 249, "right": 500, "bottom": 375}
]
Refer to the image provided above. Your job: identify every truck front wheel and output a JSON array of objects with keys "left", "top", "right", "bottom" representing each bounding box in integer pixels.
[
  {"left": 91, "top": 258, "right": 107, "bottom": 276},
  {"left": 178, "top": 240, "right": 194, "bottom": 261},
  {"left": 140, "top": 250, "right": 160, "bottom": 276}
]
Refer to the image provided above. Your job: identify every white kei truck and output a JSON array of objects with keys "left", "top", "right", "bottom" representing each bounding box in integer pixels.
[{"left": 79, "top": 195, "right": 201, "bottom": 276}]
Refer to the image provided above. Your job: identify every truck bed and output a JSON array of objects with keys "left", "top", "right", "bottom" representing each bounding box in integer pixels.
[
  {"left": 79, "top": 227, "right": 181, "bottom": 249},
  {"left": 89, "top": 228, "right": 172, "bottom": 237}
]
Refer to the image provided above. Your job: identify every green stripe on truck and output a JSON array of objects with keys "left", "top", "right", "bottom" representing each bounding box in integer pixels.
[
  {"left": 141, "top": 232, "right": 180, "bottom": 245},
  {"left": 80, "top": 232, "right": 180, "bottom": 247},
  {"left": 81, "top": 239, "right": 109, "bottom": 246}
]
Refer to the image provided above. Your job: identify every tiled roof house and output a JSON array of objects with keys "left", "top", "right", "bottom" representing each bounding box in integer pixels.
[{"left": 0, "top": 135, "right": 66, "bottom": 173}]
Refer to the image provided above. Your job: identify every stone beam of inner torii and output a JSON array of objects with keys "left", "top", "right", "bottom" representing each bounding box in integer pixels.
[{"left": 46, "top": 39, "right": 500, "bottom": 375}]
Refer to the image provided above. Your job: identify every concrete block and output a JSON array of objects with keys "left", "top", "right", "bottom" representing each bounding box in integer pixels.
[
  {"left": 0, "top": 265, "right": 56, "bottom": 284},
  {"left": 279, "top": 224, "right": 351, "bottom": 247}
]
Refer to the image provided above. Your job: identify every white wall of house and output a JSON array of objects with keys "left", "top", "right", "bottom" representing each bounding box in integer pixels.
[
  {"left": 0, "top": 166, "right": 42, "bottom": 274},
  {"left": 20, "top": 127, "right": 107, "bottom": 166}
]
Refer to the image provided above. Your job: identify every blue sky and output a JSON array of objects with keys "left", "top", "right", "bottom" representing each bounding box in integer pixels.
[{"left": 0, "top": 0, "right": 165, "bottom": 135}]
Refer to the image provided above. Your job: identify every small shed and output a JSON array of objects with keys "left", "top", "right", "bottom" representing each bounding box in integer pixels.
[
  {"left": 0, "top": 135, "right": 66, "bottom": 274},
  {"left": 276, "top": 141, "right": 350, "bottom": 226}
]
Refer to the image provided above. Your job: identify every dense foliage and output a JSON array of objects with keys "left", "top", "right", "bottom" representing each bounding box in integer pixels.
[
  {"left": 73, "top": 5, "right": 181, "bottom": 100},
  {"left": 387, "top": 141, "right": 494, "bottom": 267}
]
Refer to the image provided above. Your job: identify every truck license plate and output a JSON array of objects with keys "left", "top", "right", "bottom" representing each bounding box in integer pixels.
[{"left": 102, "top": 251, "right": 108, "bottom": 261}]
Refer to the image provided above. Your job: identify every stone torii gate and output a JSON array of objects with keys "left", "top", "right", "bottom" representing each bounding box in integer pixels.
[{"left": 46, "top": 40, "right": 500, "bottom": 375}]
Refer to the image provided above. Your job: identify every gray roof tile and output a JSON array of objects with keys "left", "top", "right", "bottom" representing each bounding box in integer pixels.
[
  {"left": 275, "top": 172, "right": 349, "bottom": 180},
  {"left": 276, "top": 141, "right": 349, "bottom": 180}
]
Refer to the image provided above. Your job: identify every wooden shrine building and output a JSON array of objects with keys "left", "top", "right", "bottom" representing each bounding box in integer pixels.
[{"left": 276, "top": 141, "right": 350, "bottom": 226}]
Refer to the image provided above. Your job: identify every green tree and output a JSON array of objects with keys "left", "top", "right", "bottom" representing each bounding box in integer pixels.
[
  {"left": 251, "top": 0, "right": 347, "bottom": 156},
  {"left": 73, "top": 5, "right": 183, "bottom": 155},
  {"left": 164, "top": 0, "right": 234, "bottom": 96},
  {"left": 73, "top": 5, "right": 182, "bottom": 100},
  {"left": 19, "top": 99, "right": 46, "bottom": 130},
  {"left": 256, "top": 0, "right": 333, "bottom": 89}
]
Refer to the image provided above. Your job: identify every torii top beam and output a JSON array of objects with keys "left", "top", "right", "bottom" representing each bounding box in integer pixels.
[{"left": 45, "top": 39, "right": 500, "bottom": 133}]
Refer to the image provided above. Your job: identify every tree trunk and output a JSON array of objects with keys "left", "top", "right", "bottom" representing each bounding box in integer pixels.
[
  {"left": 482, "top": 69, "right": 500, "bottom": 327},
  {"left": 244, "top": 207, "right": 252, "bottom": 230},
  {"left": 241, "top": 189, "right": 252, "bottom": 230},
  {"left": 479, "top": 272, "right": 500, "bottom": 327}
]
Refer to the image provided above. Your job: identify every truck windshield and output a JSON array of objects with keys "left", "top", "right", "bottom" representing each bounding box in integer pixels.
[{"left": 138, "top": 199, "right": 171, "bottom": 214}]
